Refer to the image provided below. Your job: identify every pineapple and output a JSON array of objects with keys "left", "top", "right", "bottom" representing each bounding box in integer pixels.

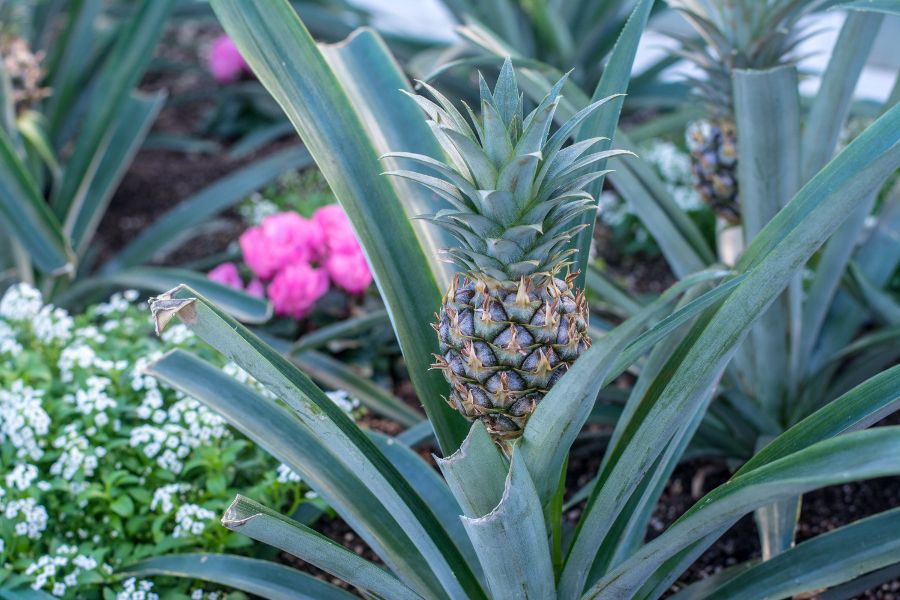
[
  {"left": 670, "top": 0, "right": 824, "bottom": 222},
  {"left": 385, "top": 59, "right": 630, "bottom": 443},
  {"left": 686, "top": 118, "right": 738, "bottom": 223}
]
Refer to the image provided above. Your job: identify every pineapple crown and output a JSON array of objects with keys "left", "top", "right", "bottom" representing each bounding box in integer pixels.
[
  {"left": 668, "top": 0, "right": 828, "bottom": 115},
  {"left": 383, "top": 58, "right": 631, "bottom": 285}
]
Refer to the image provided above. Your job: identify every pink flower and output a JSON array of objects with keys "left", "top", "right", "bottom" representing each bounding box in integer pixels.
[
  {"left": 267, "top": 263, "right": 329, "bottom": 319},
  {"left": 246, "top": 278, "right": 265, "bottom": 298},
  {"left": 264, "top": 212, "right": 325, "bottom": 260},
  {"left": 207, "top": 262, "right": 243, "bottom": 290},
  {"left": 326, "top": 250, "right": 372, "bottom": 294},
  {"left": 239, "top": 212, "right": 324, "bottom": 280},
  {"left": 208, "top": 35, "right": 247, "bottom": 83},
  {"left": 239, "top": 226, "right": 278, "bottom": 280},
  {"left": 313, "top": 204, "right": 362, "bottom": 254}
]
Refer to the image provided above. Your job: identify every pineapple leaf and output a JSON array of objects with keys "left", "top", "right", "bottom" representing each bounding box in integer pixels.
[
  {"left": 219, "top": 495, "right": 422, "bottom": 600},
  {"left": 148, "top": 286, "right": 486, "bottom": 598},
  {"left": 440, "top": 127, "right": 499, "bottom": 189},
  {"left": 123, "top": 554, "right": 358, "bottom": 600},
  {"left": 492, "top": 57, "right": 520, "bottom": 127},
  {"left": 598, "top": 429, "right": 900, "bottom": 599},
  {"left": 480, "top": 98, "right": 515, "bottom": 167},
  {"left": 460, "top": 448, "right": 556, "bottom": 600}
]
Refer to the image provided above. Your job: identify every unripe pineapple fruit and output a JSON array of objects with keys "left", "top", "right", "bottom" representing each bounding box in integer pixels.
[
  {"left": 686, "top": 118, "right": 738, "bottom": 223},
  {"left": 385, "top": 59, "right": 630, "bottom": 442},
  {"left": 0, "top": 37, "right": 49, "bottom": 113},
  {"left": 668, "top": 0, "right": 818, "bottom": 225}
]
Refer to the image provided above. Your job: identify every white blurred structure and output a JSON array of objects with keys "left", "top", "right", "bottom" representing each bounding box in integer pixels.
[{"left": 349, "top": 0, "right": 898, "bottom": 103}]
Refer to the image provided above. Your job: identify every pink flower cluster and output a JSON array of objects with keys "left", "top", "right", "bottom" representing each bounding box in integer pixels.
[
  {"left": 208, "top": 35, "right": 248, "bottom": 83},
  {"left": 208, "top": 206, "right": 372, "bottom": 319}
]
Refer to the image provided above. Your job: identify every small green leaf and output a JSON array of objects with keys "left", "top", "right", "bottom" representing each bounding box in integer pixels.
[
  {"left": 110, "top": 494, "right": 134, "bottom": 517},
  {"left": 207, "top": 472, "right": 227, "bottom": 496}
]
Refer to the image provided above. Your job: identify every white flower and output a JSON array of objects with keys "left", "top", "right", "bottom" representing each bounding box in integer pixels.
[
  {"left": 597, "top": 191, "right": 629, "bottom": 226},
  {"left": 73, "top": 554, "right": 97, "bottom": 570},
  {"left": 172, "top": 503, "right": 216, "bottom": 538},
  {"left": 95, "top": 292, "right": 130, "bottom": 316},
  {"left": 52, "top": 582, "right": 66, "bottom": 597},
  {"left": 151, "top": 483, "right": 191, "bottom": 514},
  {"left": 240, "top": 193, "right": 280, "bottom": 225},
  {"left": 277, "top": 463, "right": 302, "bottom": 484},
  {"left": 326, "top": 390, "right": 359, "bottom": 413}
]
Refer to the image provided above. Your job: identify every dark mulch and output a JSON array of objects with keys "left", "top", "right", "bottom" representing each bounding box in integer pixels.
[
  {"left": 93, "top": 22, "right": 293, "bottom": 268},
  {"left": 594, "top": 223, "right": 676, "bottom": 296}
]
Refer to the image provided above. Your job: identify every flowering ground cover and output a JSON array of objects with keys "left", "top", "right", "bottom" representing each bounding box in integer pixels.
[{"left": 0, "top": 284, "right": 351, "bottom": 598}]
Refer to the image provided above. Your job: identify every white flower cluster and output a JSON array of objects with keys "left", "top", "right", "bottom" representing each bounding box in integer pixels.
[
  {"left": 131, "top": 353, "right": 165, "bottom": 393},
  {"left": 50, "top": 424, "right": 107, "bottom": 481},
  {"left": 172, "top": 503, "right": 217, "bottom": 538},
  {"left": 130, "top": 396, "right": 229, "bottom": 474},
  {"left": 150, "top": 482, "right": 192, "bottom": 514},
  {"left": 31, "top": 304, "right": 74, "bottom": 345},
  {"left": 160, "top": 322, "right": 194, "bottom": 345},
  {"left": 0, "top": 283, "right": 73, "bottom": 344},
  {"left": 599, "top": 141, "right": 702, "bottom": 230},
  {"left": 64, "top": 375, "right": 117, "bottom": 426},
  {"left": 24, "top": 546, "right": 99, "bottom": 596},
  {"left": 94, "top": 290, "right": 139, "bottom": 316},
  {"left": 191, "top": 588, "right": 223, "bottom": 600},
  {"left": 0, "top": 380, "right": 50, "bottom": 460},
  {"left": 2, "top": 497, "right": 48, "bottom": 539},
  {"left": 73, "top": 323, "right": 107, "bottom": 344},
  {"left": 0, "top": 319, "right": 23, "bottom": 355},
  {"left": 58, "top": 340, "right": 128, "bottom": 383},
  {"left": 642, "top": 141, "right": 702, "bottom": 212},
  {"left": 277, "top": 463, "right": 302, "bottom": 484},
  {"left": 239, "top": 191, "right": 280, "bottom": 225},
  {"left": 327, "top": 389, "right": 360, "bottom": 413},
  {"left": 6, "top": 462, "right": 38, "bottom": 490},
  {"left": 116, "top": 577, "right": 159, "bottom": 600},
  {"left": 0, "top": 282, "right": 43, "bottom": 321}
]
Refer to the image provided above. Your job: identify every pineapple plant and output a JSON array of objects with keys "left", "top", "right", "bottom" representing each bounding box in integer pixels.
[
  {"left": 119, "top": 2, "right": 900, "bottom": 599},
  {"left": 385, "top": 59, "right": 630, "bottom": 442},
  {"left": 669, "top": 0, "right": 824, "bottom": 222}
]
